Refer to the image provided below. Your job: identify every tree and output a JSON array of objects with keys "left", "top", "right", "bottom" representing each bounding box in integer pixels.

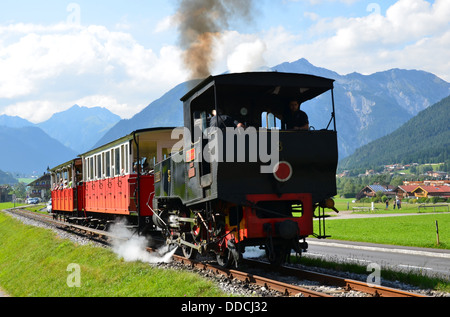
[
  {"left": 11, "top": 182, "right": 27, "bottom": 199},
  {"left": 343, "top": 181, "right": 356, "bottom": 198}
]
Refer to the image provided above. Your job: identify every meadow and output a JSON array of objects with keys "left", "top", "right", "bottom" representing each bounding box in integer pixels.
[
  {"left": 0, "top": 211, "right": 226, "bottom": 297},
  {"left": 316, "top": 199, "right": 449, "bottom": 249}
]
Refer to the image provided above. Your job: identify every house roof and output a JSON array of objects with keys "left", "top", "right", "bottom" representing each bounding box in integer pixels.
[
  {"left": 28, "top": 174, "right": 50, "bottom": 185},
  {"left": 368, "top": 185, "right": 394, "bottom": 192},
  {"left": 412, "top": 186, "right": 450, "bottom": 194},
  {"left": 397, "top": 185, "right": 419, "bottom": 193}
]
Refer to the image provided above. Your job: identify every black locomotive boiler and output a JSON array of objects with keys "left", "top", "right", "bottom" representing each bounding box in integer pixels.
[{"left": 151, "top": 72, "right": 339, "bottom": 267}]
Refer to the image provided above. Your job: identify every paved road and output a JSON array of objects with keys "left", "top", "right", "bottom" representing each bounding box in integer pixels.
[
  {"left": 304, "top": 238, "right": 450, "bottom": 280},
  {"left": 305, "top": 211, "right": 450, "bottom": 280}
]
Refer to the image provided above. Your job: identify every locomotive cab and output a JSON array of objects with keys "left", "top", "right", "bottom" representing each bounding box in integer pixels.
[{"left": 153, "top": 72, "right": 339, "bottom": 266}]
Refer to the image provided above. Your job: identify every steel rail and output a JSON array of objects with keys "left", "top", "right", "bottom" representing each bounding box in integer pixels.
[
  {"left": 245, "top": 259, "right": 428, "bottom": 297},
  {"left": 172, "top": 255, "right": 332, "bottom": 297}
]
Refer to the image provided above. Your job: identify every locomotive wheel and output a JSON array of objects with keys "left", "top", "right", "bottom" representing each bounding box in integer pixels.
[
  {"left": 181, "top": 232, "right": 198, "bottom": 260},
  {"left": 265, "top": 240, "right": 290, "bottom": 266},
  {"left": 216, "top": 249, "right": 232, "bottom": 268},
  {"left": 217, "top": 239, "right": 241, "bottom": 268}
]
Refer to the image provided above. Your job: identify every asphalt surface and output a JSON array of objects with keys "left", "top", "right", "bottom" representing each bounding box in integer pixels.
[{"left": 305, "top": 210, "right": 450, "bottom": 280}]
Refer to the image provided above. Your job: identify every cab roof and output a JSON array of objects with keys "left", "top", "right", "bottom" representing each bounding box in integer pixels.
[{"left": 181, "top": 72, "right": 335, "bottom": 104}]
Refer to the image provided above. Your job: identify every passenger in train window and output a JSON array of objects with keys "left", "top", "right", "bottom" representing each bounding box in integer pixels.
[{"left": 284, "top": 100, "right": 309, "bottom": 130}]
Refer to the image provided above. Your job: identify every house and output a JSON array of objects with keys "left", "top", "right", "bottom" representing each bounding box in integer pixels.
[
  {"left": 412, "top": 185, "right": 450, "bottom": 198},
  {"left": 356, "top": 184, "right": 396, "bottom": 200},
  {"left": 27, "top": 173, "right": 51, "bottom": 200},
  {"left": 0, "top": 185, "right": 12, "bottom": 203},
  {"left": 394, "top": 185, "right": 419, "bottom": 199},
  {"left": 426, "top": 171, "right": 448, "bottom": 179}
]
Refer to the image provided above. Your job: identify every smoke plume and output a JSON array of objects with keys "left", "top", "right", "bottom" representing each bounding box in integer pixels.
[
  {"left": 176, "top": 0, "right": 254, "bottom": 79},
  {"left": 109, "top": 221, "right": 177, "bottom": 264}
]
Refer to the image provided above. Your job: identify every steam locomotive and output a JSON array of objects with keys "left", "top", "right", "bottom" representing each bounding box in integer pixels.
[{"left": 50, "top": 72, "right": 339, "bottom": 267}]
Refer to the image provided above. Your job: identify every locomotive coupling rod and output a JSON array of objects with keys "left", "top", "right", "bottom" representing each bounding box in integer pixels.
[
  {"left": 176, "top": 238, "right": 203, "bottom": 252},
  {"left": 177, "top": 217, "right": 197, "bottom": 224}
]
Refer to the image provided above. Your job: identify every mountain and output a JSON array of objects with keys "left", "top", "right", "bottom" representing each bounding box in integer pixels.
[
  {"left": 339, "top": 95, "right": 450, "bottom": 170},
  {"left": 0, "top": 169, "right": 17, "bottom": 185},
  {"left": 96, "top": 59, "right": 450, "bottom": 158},
  {"left": 0, "top": 115, "right": 34, "bottom": 128},
  {"left": 273, "top": 59, "right": 450, "bottom": 158},
  {"left": 0, "top": 126, "right": 78, "bottom": 174},
  {"left": 93, "top": 80, "right": 200, "bottom": 148},
  {"left": 37, "top": 105, "right": 121, "bottom": 154}
]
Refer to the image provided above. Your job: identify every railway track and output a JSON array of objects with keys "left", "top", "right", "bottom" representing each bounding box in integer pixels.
[
  {"left": 3, "top": 206, "right": 431, "bottom": 297},
  {"left": 243, "top": 259, "right": 428, "bottom": 297}
]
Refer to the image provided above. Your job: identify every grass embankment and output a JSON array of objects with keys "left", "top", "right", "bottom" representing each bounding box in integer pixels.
[{"left": 0, "top": 212, "right": 225, "bottom": 297}]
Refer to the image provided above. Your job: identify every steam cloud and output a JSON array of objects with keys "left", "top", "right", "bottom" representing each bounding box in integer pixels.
[
  {"left": 176, "top": 0, "right": 254, "bottom": 79},
  {"left": 109, "top": 221, "right": 177, "bottom": 264}
]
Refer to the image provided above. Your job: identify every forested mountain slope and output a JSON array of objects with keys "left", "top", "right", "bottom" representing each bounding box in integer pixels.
[{"left": 339, "top": 95, "right": 450, "bottom": 170}]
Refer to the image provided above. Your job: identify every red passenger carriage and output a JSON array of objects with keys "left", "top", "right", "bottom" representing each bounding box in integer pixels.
[{"left": 50, "top": 128, "right": 177, "bottom": 230}]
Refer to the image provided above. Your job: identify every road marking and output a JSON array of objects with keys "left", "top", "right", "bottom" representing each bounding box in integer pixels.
[
  {"left": 398, "top": 265, "right": 433, "bottom": 271},
  {"left": 307, "top": 240, "right": 450, "bottom": 259}
]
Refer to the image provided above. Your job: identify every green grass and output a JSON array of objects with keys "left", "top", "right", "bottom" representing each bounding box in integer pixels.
[
  {"left": 315, "top": 213, "right": 449, "bottom": 250},
  {"left": 0, "top": 202, "right": 25, "bottom": 210},
  {"left": 0, "top": 212, "right": 226, "bottom": 297}
]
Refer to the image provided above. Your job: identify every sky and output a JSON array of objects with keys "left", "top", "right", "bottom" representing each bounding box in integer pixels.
[{"left": 0, "top": 0, "right": 448, "bottom": 123}]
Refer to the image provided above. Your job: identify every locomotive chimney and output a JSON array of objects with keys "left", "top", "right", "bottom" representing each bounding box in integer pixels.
[{"left": 175, "top": 0, "right": 254, "bottom": 80}]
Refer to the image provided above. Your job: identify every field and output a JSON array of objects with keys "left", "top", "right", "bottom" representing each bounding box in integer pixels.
[
  {"left": 0, "top": 211, "right": 226, "bottom": 297},
  {"left": 315, "top": 214, "right": 449, "bottom": 249},
  {"left": 315, "top": 199, "right": 450, "bottom": 250}
]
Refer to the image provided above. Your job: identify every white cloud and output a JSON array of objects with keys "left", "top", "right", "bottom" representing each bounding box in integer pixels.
[
  {"left": 154, "top": 15, "right": 177, "bottom": 34},
  {"left": 226, "top": 40, "right": 267, "bottom": 73},
  {"left": 0, "top": 23, "right": 188, "bottom": 123},
  {"left": 218, "top": 0, "right": 450, "bottom": 81}
]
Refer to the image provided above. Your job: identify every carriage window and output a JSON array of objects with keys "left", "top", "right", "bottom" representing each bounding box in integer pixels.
[
  {"left": 121, "top": 144, "right": 129, "bottom": 174},
  {"left": 101, "top": 153, "right": 105, "bottom": 178},
  {"left": 104, "top": 151, "right": 110, "bottom": 177},
  {"left": 83, "top": 159, "right": 87, "bottom": 181},
  {"left": 89, "top": 157, "right": 94, "bottom": 180},
  {"left": 97, "top": 154, "right": 102, "bottom": 179},
  {"left": 126, "top": 143, "right": 129, "bottom": 173},
  {"left": 115, "top": 147, "right": 121, "bottom": 176}
]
